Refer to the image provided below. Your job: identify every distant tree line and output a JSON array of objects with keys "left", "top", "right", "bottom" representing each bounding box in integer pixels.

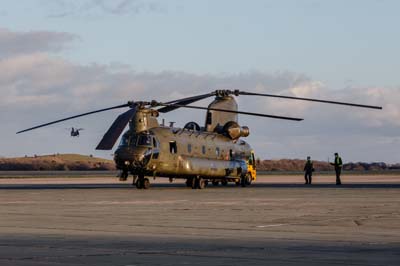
[{"left": 256, "top": 159, "right": 400, "bottom": 172}]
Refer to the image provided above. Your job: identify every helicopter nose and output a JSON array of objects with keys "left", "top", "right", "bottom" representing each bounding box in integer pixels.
[{"left": 114, "top": 147, "right": 151, "bottom": 168}]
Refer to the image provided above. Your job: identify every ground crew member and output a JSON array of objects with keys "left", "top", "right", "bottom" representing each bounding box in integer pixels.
[
  {"left": 303, "top": 156, "right": 314, "bottom": 185},
  {"left": 330, "top": 152, "right": 343, "bottom": 185}
]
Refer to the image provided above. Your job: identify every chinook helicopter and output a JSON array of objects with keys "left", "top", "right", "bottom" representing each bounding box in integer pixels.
[
  {"left": 67, "top": 127, "right": 84, "bottom": 137},
  {"left": 17, "top": 90, "right": 382, "bottom": 189}
]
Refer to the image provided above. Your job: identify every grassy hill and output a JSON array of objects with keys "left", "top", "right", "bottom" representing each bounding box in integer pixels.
[
  {"left": 256, "top": 159, "right": 400, "bottom": 172},
  {"left": 0, "top": 154, "right": 116, "bottom": 171},
  {"left": 1, "top": 154, "right": 398, "bottom": 172}
]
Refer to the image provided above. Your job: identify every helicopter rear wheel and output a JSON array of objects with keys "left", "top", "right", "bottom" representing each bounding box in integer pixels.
[
  {"left": 191, "top": 178, "right": 197, "bottom": 189},
  {"left": 195, "top": 177, "right": 207, "bottom": 189},
  {"left": 197, "top": 177, "right": 206, "bottom": 189},
  {"left": 192, "top": 177, "right": 206, "bottom": 189},
  {"left": 240, "top": 173, "right": 252, "bottom": 187},
  {"left": 246, "top": 173, "right": 252, "bottom": 185},
  {"left": 240, "top": 174, "right": 247, "bottom": 187}
]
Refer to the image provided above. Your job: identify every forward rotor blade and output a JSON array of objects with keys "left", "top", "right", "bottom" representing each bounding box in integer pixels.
[
  {"left": 158, "top": 103, "right": 303, "bottom": 121},
  {"left": 157, "top": 92, "right": 215, "bottom": 113},
  {"left": 96, "top": 107, "right": 137, "bottom": 150},
  {"left": 239, "top": 91, "right": 382, "bottom": 110},
  {"left": 16, "top": 103, "right": 130, "bottom": 134}
]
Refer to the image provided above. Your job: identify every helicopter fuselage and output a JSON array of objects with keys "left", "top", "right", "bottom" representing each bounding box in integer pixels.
[{"left": 114, "top": 126, "right": 256, "bottom": 182}]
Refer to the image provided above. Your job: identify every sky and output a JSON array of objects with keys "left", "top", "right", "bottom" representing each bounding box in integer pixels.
[{"left": 0, "top": 0, "right": 399, "bottom": 163}]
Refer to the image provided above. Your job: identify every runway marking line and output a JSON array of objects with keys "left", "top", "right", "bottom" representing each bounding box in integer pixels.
[{"left": 255, "top": 224, "right": 288, "bottom": 228}]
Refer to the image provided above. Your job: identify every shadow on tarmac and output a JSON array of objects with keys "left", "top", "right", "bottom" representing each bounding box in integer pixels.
[{"left": 1, "top": 183, "right": 400, "bottom": 190}]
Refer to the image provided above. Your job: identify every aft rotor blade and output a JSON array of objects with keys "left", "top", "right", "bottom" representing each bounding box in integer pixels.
[
  {"left": 157, "top": 92, "right": 215, "bottom": 113},
  {"left": 96, "top": 107, "right": 137, "bottom": 150},
  {"left": 16, "top": 103, "right": 130, "bottom": 134},
  {"left": 158, "top": 103, "right": 303, "bottom": 121},
  {"left": 239, "top": 91, "right": 382, "bottom": 110}
]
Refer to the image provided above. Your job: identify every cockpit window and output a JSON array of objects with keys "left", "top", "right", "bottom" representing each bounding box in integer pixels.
[
  {"left": 119, "top": 135, "right": 129, "bottom": 146},
  {"left": 137, "top": 135, "right": 152, "bottom": 146},
  {"left": 129, "top": 136, "right": 137, "bottom": 147}
]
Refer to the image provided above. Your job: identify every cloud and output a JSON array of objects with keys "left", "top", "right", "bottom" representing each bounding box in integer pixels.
[
  {"left": 0, "top": 28, "right": 77, "bottom": 58},
  {"left": 0, "top": 27, "right": 399, "bottom": 162},
  {"left": 42, "top": 0, "right": 163, "bottom": 18}
]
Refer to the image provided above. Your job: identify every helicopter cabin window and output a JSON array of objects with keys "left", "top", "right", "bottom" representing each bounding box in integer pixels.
[
  {"left": 187, "top": 144, "right": 192, "bottom": 153},
  {"left": 128, "top": 136, "right": 137, "bottom": 147},
  {"left": 206, "top": 112, "right": 212, "bottom": 125},
  {"left": 137, "top": 135, "right": 152, "bottom": 146},
  {"left": 169, "top": 141, "right": 177, "bottom": 154},
  {"left": 202, "top": 145, "right": 206, "bottom": 155},
  {"left": 216, "top": 147, "right": 220, "bottom": 157},
  {"left": 119, "top": 135, "right": 129, "bottom": 146}
]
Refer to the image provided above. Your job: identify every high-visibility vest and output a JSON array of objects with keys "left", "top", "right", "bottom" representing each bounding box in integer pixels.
[{"left": 335, "top": 156, "right": 342, "bottom": 166}]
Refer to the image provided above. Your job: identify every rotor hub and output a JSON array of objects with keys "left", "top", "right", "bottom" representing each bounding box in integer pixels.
[{"left": 214, "top": 89, "right": 240, "bottom": 98}]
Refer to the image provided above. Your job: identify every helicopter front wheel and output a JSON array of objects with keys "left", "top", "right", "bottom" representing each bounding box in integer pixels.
[{"left": 135, "top": 176, "right": 150, "bottom": 189}]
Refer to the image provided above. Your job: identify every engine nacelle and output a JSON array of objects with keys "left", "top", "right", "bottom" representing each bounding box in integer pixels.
[
  {"left": 184, "top": 121, "right": 201, "bottom": 131},
  {"left": 222, "top": 121, "right": 250, "bottom": 140}
]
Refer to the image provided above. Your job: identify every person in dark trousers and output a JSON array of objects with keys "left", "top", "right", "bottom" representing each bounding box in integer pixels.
[
  {"left": 304, "top": 156, "right": 314, "bottom": 185},
  {"left": 330, "top": 152, "right": 343, "bottom": 185}
]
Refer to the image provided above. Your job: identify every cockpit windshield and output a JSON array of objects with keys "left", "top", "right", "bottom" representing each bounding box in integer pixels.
[
  {"left": 119, "top": 134, "right": 153, "bottom": 147},
  {"left": 119, "top": 135, "right": 129, "bottom": 146},
  {"left": 137, "top": 135, "right": 152, "bottom": 147}
]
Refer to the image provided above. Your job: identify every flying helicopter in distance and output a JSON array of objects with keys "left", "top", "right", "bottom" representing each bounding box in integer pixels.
[
  {"left": 66, "top": 127, "right": 84, "bottom": 137},
  {"left": 17, "top": 89, "right": 382, "bottom": 189}
]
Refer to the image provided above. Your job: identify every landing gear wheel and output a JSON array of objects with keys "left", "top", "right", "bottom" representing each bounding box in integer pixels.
[
  {"left": 135, "top": 179, "right": 143, "bottom": 189},
  {"left": 246, "top": 174, "right": 252, "bottom": 186},
  {"left": 221, "top": 179, "right": 228, "bottom": 186},
  {"left": 136, "top": 175, "right": 147, "bottom": 189},
  {"left": 192, "top": 177, "right": 206, "bottom": 189},
  {"left": 191, "top": 178, "right": 197, "bottom": 189},
  {"left": 212, "top": 180, "right": 219, "bottom": 186},
  {"left": 143, "top": 178, "right": 150, "bottom": 189},
  {"left": 197, "top": 178, "right": 206, "bottom": 189},
  {"left": 240, "top": 174, "right": 247, "bottom": 187}
]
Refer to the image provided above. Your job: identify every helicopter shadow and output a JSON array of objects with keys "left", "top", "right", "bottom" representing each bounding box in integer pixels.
[
  {"left": 1, "top": 183, "right": 400, "bottom": 190},
  {"left": 247, "top": 183, "right": 400, "bottom": 189}
]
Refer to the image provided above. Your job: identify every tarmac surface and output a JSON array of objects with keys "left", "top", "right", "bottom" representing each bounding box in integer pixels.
[{"left": 0, "top": 174, "right": 400, "bottom": 265}]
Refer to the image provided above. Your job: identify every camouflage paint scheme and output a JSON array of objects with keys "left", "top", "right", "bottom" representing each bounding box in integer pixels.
[{"left": 114, "top": 95, "right": 256, "bottom": 187}]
